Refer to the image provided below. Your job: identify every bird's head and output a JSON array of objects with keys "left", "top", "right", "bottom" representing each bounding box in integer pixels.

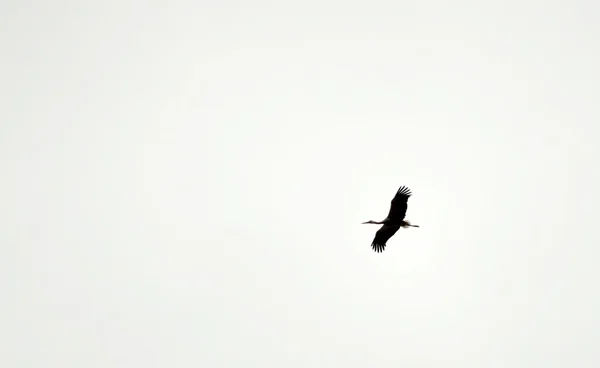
[{"left": 362, "top": 220, "right": 379, "bottom": 224}]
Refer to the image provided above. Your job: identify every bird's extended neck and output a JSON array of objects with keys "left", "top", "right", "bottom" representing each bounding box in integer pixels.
[
  {"left": 362, "top": 219, "right": 419, "bottom": 227},
  {"left": 362, "top": 220, "right": 386, "bottom": 224}
]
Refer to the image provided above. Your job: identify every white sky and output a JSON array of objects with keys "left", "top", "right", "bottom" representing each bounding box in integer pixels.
[{"left": 3, "top": 0, "right": 600, "bottom": 367}]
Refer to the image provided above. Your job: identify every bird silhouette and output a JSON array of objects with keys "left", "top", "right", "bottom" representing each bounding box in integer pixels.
[{"left": 362, "top": 185, "right": 419, "bottom": 253}]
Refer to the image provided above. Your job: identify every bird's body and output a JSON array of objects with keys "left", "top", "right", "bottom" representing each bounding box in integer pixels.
[{"left": 362, "top": 185, "right": 419, "bottom": 253}]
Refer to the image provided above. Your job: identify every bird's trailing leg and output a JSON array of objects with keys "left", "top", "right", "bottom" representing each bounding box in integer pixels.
[{"left": 401, "top": 220, "right": 419, "bottom": 228}]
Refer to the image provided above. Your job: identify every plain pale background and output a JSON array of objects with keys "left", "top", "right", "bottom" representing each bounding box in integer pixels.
[{"left": 2, "top": 0, "right": 600, "bottom": 367}]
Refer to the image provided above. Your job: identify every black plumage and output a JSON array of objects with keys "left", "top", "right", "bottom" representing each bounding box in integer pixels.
[
  {"left": 362, "top": 185, "right": 419, "bottom": 253},
  {"left": 371, "top": 224, "right": 401, "bottom": 253}
]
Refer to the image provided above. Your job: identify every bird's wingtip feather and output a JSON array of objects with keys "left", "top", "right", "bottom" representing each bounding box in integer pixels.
[
  {"left": 371, "top": 242, "right": 385, "bottom": 253},
  {"left": 395, "top": 185, "right": 412, "bottom": 197}
]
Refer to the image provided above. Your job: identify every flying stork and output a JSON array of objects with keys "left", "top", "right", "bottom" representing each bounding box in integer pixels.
[{"left": 362, "top": 185, "right": 419, "bottom": 253}]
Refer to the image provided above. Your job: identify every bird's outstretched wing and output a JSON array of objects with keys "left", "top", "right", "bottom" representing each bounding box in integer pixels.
[
  {"left": 386, "top": 185, "right": 412, "bottom": 221},
  {"left": 371, "top": 224, "right": 401, "bottom": 253}
]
